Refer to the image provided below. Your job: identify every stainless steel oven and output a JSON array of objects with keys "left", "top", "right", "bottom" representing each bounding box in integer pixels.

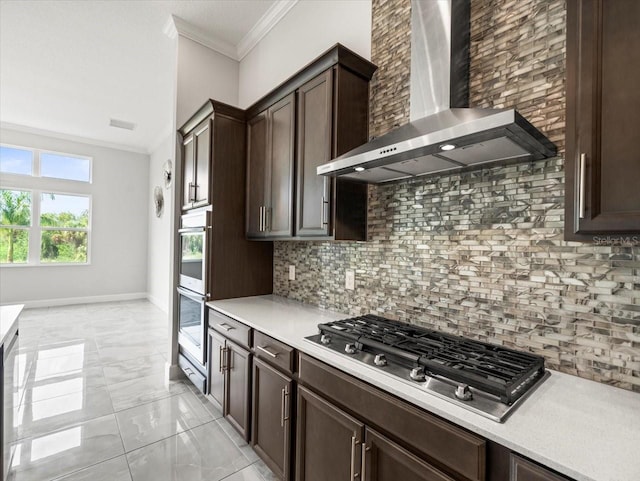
[
  {"left": 177, "top": 287, "right": 207, "bottom": 365},
  {"left": 178, "top": 209, "right": 210, "bottom": 295}
]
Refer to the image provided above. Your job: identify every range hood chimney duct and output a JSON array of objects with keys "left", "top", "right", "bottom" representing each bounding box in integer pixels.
[{"left": 317, "top": 0, "right": 556, "bottom": 184}]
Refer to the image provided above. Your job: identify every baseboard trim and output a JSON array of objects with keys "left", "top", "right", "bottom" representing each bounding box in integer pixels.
[
  {"left": 146, "top": 294, "right": 168, "bottom": 313},
  {"left": 166, "top": 362, "right": 184, "bottom": 380},
  {"left": 20, "top": 292, "right": 148, "bottom": 309}
]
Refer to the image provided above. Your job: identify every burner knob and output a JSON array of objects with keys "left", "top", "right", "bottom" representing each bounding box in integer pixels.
[
  {"left": 454, "top": 384, "right": 473, "bottom": 401},
  {"left": 345, "top": 343, "right": 357, "bottom": 354},
  {"left": 374, "top": 354, "right": 387, "bottom": 366},
  {"left": 320, "top": 334, "right": 331, "bottom": 345},
  {"left": 410, "top": 367, "right": 426, "bottom": 382}
]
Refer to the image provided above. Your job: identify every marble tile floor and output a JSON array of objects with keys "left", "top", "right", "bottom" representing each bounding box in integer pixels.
[{"left": 8, "top": 300, "right": 276, "bottom": 481}]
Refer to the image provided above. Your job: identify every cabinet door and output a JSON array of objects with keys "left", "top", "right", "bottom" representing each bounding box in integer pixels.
[
  {"left": 296, "top": 386, "right": 364, "bottom": 481},
  {"left": 225, "top": 341, "right": 252, "bottom": 441},
  {"left": 510, "top": 454, "right": 570, "bottom": 481},
  {"left": 182, "top": 134, "right": 195, "bottom": 209},
  {"left": 267, "top": 93, "right": 295, "bottom": 238},
  {"left": 295, "top": 70, "right": 333, "bottom": 237},
  {"left": 193, "top": 119, "right": 211, "bottom": 207},
  {"left": 247, "top": 112, "right": 268, "bottom": 238},
  {"left": 207, "top": 330, "right": 225, "bottom": 408},
  {"left": 362, "top": 428, "right": 455, "bottom": 481},
  {"left": 565, "top": 0, "right": 640, "bottom": 238},
  {"left": 252, "top": 358, "right": 293, "bottom": 481}
]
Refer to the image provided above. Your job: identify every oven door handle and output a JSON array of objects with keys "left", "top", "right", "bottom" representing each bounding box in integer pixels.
[
  {"left": 178, "top": 226, "right": 206, "bottom": 233},
  {"left": 177, "top": 287, "right": 206, "bottom": 302}
]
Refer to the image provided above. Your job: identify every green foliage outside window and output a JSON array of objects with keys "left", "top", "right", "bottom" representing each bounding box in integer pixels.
[{"left": 0, "top": 189, "right": 31, "bottom": 263}]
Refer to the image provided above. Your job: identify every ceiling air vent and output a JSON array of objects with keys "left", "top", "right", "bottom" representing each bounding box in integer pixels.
[{"left": 109, "top": 118, "right": 136, "bottom": 131}]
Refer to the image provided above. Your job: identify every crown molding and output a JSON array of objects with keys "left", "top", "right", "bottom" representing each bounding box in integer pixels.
[
  {"left": 0, "top": 122, "right": 150, "bottom": 155},
  {"left": 168, "top": 14, "right": 238, "bottom": 61},
  {"left": 237, "top": 0, "right": 299, "bottom": 60}
]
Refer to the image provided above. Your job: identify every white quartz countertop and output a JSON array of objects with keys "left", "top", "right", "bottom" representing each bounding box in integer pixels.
[
  {"left": 0, "top": 304, "right": 23, "bottom": 346},
  {"left": 208, "top": 295, "right": 640, "bottom": 481}
]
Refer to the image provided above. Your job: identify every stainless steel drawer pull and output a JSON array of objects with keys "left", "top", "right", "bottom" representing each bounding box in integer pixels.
[
  {"left": 216, "top": 323, "right": 235, "bottom": 332},
  {"left": 256, "top": 345, "right": 279, "bottom": 358},
  {"left": 579, "top": 153, "right": 586, "bottom": 219}
]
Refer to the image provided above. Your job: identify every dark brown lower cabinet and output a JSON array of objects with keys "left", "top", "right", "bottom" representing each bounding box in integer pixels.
[
  {"left": 207, "top": 328, "right": 252, "bottom": 441},
  {"left": 225, "top": 341, "right": 251, "bottom": 440},
  {"left": 207, "top": 329, "right": 225, "bottom": 407},
  {"left": 252, "top": 358, "right": 293, "bottom": 480},
  {"left": 363, "top": 428, "right": 455, "bottom": 481},
  {"left": 295, "top": 386, "right": 364, "bottom": 481}
]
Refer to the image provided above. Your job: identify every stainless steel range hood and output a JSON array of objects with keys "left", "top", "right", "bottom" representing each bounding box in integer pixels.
[{"left": 317, "top": 0, "right": 556, "bottom": 183}]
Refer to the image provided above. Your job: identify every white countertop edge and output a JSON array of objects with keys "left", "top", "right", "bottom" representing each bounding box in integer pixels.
[
  {"left": 0, "top": 304, "right": 23, "bottom": 346},
  {"left": 207, "top": 295, "right": 640, "bottom": 481}
]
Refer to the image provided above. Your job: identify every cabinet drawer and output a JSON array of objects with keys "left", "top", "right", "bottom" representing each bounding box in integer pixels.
[
  {"left": 254, "top": 331, "right": 295, "bottom": 375},
  {"left": 298, "top": 354, "right": 486, "bottom": 481},
  {"left": 209, "top": 309, "right": 252, "bottom": 349},
  {"left": 510, "top": 455, "right": 572, "bottom": 481},
  {"left": 178, "top": 354, "right": 206, "bottom": 394}
]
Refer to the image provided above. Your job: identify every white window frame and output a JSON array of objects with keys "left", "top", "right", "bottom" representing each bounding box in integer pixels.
[{"left": 0, "top": 144, "right": 93, "bottom": 267}]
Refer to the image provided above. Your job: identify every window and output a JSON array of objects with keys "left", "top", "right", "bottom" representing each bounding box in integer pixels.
[{"left": 0, "top": 144, "right": 92, "bottom": 265}]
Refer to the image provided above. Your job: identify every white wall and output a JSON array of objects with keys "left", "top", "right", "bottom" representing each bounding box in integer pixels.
[
  {"left": 146, "top": 134, "right": 173, "bottom": 312},
  {"left": 176, "top": 36, "right": 240, "bottom": 126},
  {"left": 0, "top": 128, "right": 149, "bottom": 306},
  {"left": 238, "top": 0, "right": 372, "bottom": 108}
]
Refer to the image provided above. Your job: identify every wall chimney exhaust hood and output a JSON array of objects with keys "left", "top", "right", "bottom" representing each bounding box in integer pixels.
[{"left": 317, "top": 0, "right": 556, "bottom": 183}]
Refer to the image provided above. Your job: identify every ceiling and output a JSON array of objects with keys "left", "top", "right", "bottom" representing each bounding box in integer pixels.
[{"left": 0, "top": 0, "right": 290, "bottom": 154}]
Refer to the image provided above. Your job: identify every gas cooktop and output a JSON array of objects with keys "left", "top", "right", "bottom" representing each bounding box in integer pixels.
[{"left": 305, "top": 314, "right": 549, "bottom": 422}]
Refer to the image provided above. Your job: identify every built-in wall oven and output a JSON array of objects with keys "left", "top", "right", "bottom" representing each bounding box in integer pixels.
[{"left": 177, "top": 208, "right": 210, "bottom": 372}]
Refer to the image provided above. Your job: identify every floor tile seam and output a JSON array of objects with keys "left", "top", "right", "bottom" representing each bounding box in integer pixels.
[
  {"left": 115, "top": 411, "right": 213, "bottom": 454},
  {"left": 110, "top": 388, "right": 188, "bottom": 414},
  {"left": 112, "top": 408, "right": 134, "bottom": 480},
  {"left": 12, "top": 412, "right": 124, "bottom": 448},
  {"left": 249, "top": 460, "right": 271, "bottom": 481},
  {"left": 17, "top": 382, "right": 110, "bottom": 410},
  {"left": 12, "top": 406, "right": 118, "bottom": 444},
  {"left": 47, "top": 453, "right": 125, "bottom": 481},
  {"left": 123, "top": 419, "right": 219, "bottom": 458}
]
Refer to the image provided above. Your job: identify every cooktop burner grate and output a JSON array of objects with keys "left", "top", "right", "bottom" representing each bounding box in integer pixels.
[{"left": 317, "top": 315, "right": 545, "bottom": 404}]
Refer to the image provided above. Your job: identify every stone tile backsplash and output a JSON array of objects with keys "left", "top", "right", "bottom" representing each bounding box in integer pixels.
[{"left": 273, "top": 0, "right": 640, "bottom": 391}]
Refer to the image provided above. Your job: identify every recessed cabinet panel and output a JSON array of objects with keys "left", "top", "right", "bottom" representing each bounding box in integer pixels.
[
  {"left": 565, "top": 0, "right": 640, "bottom": 238},
  {"left": 207, "top": 329, "right": 225, "bottom": 407},
  {"left": 510, "top": 454, "right": 570, "bottom": 481},
  {"left": 247, "top": 113, "right": 268, "bottom": 238},
  {"left": 182, "top": 136, "right": 195, "bottom": 209},
  {"left": 252, "top": 358, "right": 293, "bottom": 481},
  {"left": 225, "top": 341, "right": 252, "bottom": 441},
  {"left": 296, "top": 386, "right": 365, "bottom": 481},
  {"left": 268, "top": 94, "right": 296, "bottom": 238},
  {"left": 363, "top": 428, "right": 456, "bottom": 481},
  {"left": 194, "top": 121, "right": 211, "bottom": 206},
  {"left": 296, "top": 70, "right": 333, "bottom": 237}
]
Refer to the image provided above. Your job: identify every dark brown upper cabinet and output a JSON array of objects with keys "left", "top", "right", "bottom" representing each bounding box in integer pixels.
[
  {"left": 246, "top": 94, "right": 296, "bottom": 239},
  {"left": 245, "top": 44, "right": 377, "bottom": 241},
  {"left": 295, "top": 66, "right": 371, "bottom": 240},
  {"left": 565, "top": 0, "right": 640, "bottom": 240},
  {"left": 181, "top": 117, "right": 211, "bottom": 210}
]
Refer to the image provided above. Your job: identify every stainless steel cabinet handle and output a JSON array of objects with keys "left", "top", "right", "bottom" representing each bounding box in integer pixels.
[
  {"left": 579, "top": 153, "right": 586, "bottom": 219},
  {"left": 280, "top": 387, "right": 286, "bottom": 427},
  {"left": 350, "top": 436, "right": 360, "bottom": 480},
  {"left": 361, "top": 443, "right": 369, "bottom": 480},
  {"left": 219, "top": 345, "right": 224, "bottom": 373},
  {"left": 259, "top": 206, "right": 264, "bottom": 232},
  {"left": 284, "top": 385, "right": 290, "bottom": 423},
  {"left": 321, "top": 196, "right": 329, "bottom": 225},
  {"left": 265, "top": 206, "right": 271, "bottom": 232},
  {"left": 216, "top": 323, "right": 235, "bottom": 332},
  {"left": 256, "top": 345, "right": 279, "bottom": 358}
]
